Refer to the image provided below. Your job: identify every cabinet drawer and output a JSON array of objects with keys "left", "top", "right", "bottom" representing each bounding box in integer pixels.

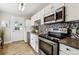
[{"left": 60, "top": 44, "right": 79, "bottom": 55}]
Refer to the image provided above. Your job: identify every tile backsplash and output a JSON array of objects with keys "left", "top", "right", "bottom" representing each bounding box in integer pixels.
[
  {"left": 39, "top": 21, "right": 79, "bottom": 36},
  {"left": 39, "top": 24, "right": 49, "bottom": 34}
]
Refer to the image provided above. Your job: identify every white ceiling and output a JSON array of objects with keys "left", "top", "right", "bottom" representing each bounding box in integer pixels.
[{"left": 0, "top": 3, "right": 49, "bottom": 17}]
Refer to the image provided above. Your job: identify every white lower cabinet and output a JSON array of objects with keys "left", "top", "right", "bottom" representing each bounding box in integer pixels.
[
  {"left": 30, "top": 33, "right": 39, "bottom": 53},
  {"left": 34, "top": 35, "right": 39, "bottom": 53},
  {"left": 30, "top": 34, "right": 34, "bottom": 48},
  {"left": 60, "top": 44, "right": 79, "bottom": 55}
]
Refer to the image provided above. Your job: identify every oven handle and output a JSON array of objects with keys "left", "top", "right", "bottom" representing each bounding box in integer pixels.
[{"left": 39, "top": 37, "right": 57, "bottom": 46}]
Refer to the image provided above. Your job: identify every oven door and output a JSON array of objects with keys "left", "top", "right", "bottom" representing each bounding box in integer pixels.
[
  {"left": 39, "top": 37, "right": 59, "bottom": 55},
  {"left": 39, "top": 40, "right": 53, "bottom": 55}
]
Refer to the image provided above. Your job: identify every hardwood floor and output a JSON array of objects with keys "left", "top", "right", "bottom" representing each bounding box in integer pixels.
[{"left": 0, "top": 40, "right": 35, "bottom": 55}]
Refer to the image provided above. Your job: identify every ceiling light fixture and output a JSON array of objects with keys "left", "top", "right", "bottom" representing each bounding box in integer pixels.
[{"left": 18, "top": 3, "right": 26, "bottom": 11}]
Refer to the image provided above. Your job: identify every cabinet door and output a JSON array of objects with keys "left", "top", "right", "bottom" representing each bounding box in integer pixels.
[
  {"left": 31, "top": 16, "right": 34, "bottom": 26},
  {"left": 40, "top": 9, "right": 44, "bottom": 25},
  {"left": 26, "top": 20, "right": 30, "bottom": 26},
  {"left": 30, "top": 33, "right": 38, "bottom": 52},
  {"left": 34, "top": 14, "right": 38, "bottom": 21},
  {"left": 32, "top": 38, "right": 35, "bottom": 50},
  {"left": 44, "top": 4, "right": 54, "bottom": 17},
  {"left": 25, "top": 20, "right": 32, "bottom": 32},
  {"left": 30, "top": 33, "right": 35, "bottom": 49},
  {"left": 31, "top": 15, "right": 37, "bottom": 25},
  {"left": 36, "top": 12, "right": 41, "bottom": 20},
  {"left": 65, "top": 3, "right": 79, "bottom": 21},
  {"left": 60, "top": 44, "right": 79, "bottom": 55},
  {"left": 30, "top": 34, "right": 33, "bottom": 47},
  {"left": 53, "top": 3, "right": 64, "bottom": 10},
  {"left": 34, "top": 35, "right": 39, "bottom": 53}
]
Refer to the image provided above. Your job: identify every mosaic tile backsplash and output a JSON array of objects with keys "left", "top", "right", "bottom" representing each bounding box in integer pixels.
[{"left": 39, "top": 22, "right": 79, "bottom": 35}]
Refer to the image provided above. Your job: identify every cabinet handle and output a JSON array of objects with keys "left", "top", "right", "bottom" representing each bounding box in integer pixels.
[{"left": 66, "top": 48, "right": 70, "bottom": 51}]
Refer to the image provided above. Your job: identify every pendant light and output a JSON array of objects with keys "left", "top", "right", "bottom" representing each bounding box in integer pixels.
[{"left": 18, "top": 3, "right": 25, "bottom": 11}]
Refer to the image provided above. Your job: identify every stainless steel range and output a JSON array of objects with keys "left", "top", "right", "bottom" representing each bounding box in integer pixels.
[
  {"left": 39, "top": 27, "right": 68, "bottom": 55},
  {"left": 39, "top": 34, "right": 59, "bottom": 55}
]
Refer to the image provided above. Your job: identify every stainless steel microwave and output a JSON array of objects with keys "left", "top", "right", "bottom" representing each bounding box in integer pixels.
[
  {"left": 44, "top": 14, "right": 55, "bottom": 24},
  {"left": 55, "top": 6, "right": 65, "bottom": 22},
  {"left": 44, "top": 6, "right": 65, "bottom": 24}
]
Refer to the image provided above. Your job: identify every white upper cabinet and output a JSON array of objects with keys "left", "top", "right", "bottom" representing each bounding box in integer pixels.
[
  {"left": 31, "top": 16, "right": 35, "bottom": 26},
  {"left": 31, "top": 3, "right": 79, "bottom": 25},
  {"left": 53, "top": 3, "right": 65, "bottom": 10},
  {"left": 40, "top": 9, "right": 44, "bottom": 25},
  {"left": 31, "top": 11, "right": 41, "bottom": 25},
  {"left": 26, "top": 19, "right": 32, "bottom": 26},
  {"left": 65, "top": 3, "right": 79, "bottom": 21},
  {"left": 31, "top": 11, "right": 41, "bottom": 21},
  {"left": 31, "top": 13, "right": 39, "bottom": 26},
  {"left": 44, "top": 4, "right": 54, "bottom": 17},
  {"left": 25, "top": 20, "right": 32, "bottom": 32},
  {"left": 33, "top": 15, "right": 37, "bottom": 21},
  {"left": 31, "top": 3, "right": 66, "bottom": 25},
  {"left": 36, "top": 11, "right": 41, "bottom": 20},
  {"left": 44, "top": 3, "right": 65, "bottom": 17}
]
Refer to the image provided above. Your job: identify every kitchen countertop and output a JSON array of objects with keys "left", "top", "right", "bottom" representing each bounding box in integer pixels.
[
  {"left": 39, "top": 34, "right": 79, "bottom": 50},
  {"left": 59, "top": 37, "right": 79, "bottom": 50},
  {"left": 31, "top": 32, "right": 39, "bottom": 35}
]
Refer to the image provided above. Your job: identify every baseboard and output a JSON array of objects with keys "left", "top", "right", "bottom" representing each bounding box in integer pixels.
[
  {"left": 4, "top": 40, "right": 26, "bottom": 44},
  {"left": 4, "top": 41, "right": 13, "bottom": 44},
  {"left": 24, "top": 40, "right": 27, "bottom": 42}
]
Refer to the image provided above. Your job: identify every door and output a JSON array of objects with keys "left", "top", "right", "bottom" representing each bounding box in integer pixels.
[{"left": 10, "top": 16, "right": 25, "bottom": 42}]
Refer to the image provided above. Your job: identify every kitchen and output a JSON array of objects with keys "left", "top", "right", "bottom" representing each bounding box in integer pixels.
[
  {"left": 0, "top": 3, "right": 79, "bottom": 55},
  {"left": 30, "top": 3, "right": 79, "bottom": 55}
]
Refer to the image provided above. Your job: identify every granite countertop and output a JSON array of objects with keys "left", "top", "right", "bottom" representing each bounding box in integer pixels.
[
  {"left": 31, "top": 32, "right": 39, "bottom": 35},
  {"left": 59, "top": 37, "right": 79, "bottom": 50}
]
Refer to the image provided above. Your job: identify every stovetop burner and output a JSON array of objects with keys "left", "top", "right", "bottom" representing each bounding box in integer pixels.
[
  {"left": 39, "top": 31, "right": 68, "bottom": 42},
  {"left": 48, "top": 32, "right": 68, "bottom": 39},
  {"left": 39, "top": 34, "right": 60, "bottom": 42}
]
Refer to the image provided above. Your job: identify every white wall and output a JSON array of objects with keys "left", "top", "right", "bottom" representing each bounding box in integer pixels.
[
  {"left": 0, "top": 13, "right": 11, "bottom": 43},
  {"left": 0, "top": 13, "right": 26, "bottom": 44}
]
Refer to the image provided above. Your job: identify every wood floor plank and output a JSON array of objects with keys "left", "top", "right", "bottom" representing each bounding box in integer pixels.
[{"left": 0, "top": 40, "right": 35, "bottom": 55}]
